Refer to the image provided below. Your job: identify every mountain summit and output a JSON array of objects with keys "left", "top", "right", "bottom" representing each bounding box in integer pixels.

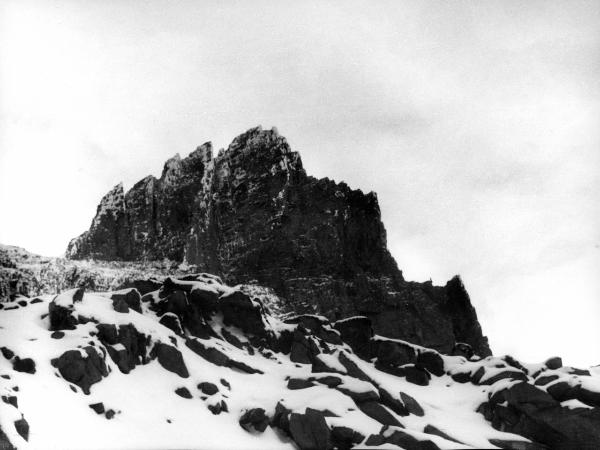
[{"left": 66, "top": 126, "right": 490, "bottom": 356}]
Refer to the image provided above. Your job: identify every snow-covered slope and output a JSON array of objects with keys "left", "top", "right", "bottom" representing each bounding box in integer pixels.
[{"left": 0, "top": 275, "right": 598, "bottom": 449}]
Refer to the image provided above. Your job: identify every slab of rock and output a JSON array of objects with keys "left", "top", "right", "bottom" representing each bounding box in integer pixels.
[
  {"left": 151, "top": 343, "right": 189, "bottom": 378},
  {"left": 289, "top": 408, "right": 332, "bottom": 450},
  {"left": 51, "top": 346, "right": 108, "bottom": 394}
]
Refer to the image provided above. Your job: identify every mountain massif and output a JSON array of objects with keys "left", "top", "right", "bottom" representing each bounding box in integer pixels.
[
  {"left": 65, "top": 126, "right": 490, "bottom": 357},
  {"left": 1, "top": 127, "right": 599, "bottom": 450}
]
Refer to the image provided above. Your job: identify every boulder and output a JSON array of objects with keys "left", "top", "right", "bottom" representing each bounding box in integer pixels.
[
  {"left": 50, "top": 331, "right": 65, "bottom": 339},
  {"left": 337, "top": 385, "right": 379, "bottom": 403},
  {"left": 89, "top": 402, "right": 105, "bottom": 414},
  {"left": 218, "top": 291, "right": 267, "bottom": 337},
  {"left": 0, "top": 425, "right": 15, "bottom": 449},
  {"left": 331, "top": 426, "right": 365, "bottom": 450},
  {"left": 51, "top": 346, "right": 108, "bottom": 394},
  {"left": 109, "top": 289, "right": 141, "bottom": 313},
  {"left": 13, "top": 357, "right": 36, "bottom": 374},
  {"left": 384, "top": 428, "right": 440, "bottom": 450},
  {"left": 333, "top": 316, "right": 373, "bottom": 358},
  {"left": 403, "top": 365, "right": 430, "bottom": 386},
  {"left": 198, "top": 382, "right": 219, "bottom": 396},
  {"left": 14, "top": 418, "right": 29, "bottom": 442},
  {"left": 159, "top": 313, "right": 184, "bottom": 335},
  {"left": 174, "top": 387, "right": 192, "bottom": 399},
  {"left": 544, "top": 357, "right": 562, "bottom": 370},
  {"left": 357, "top": 401, "right": 402, "bottom": 427},
  {"left": 0, "top": 347, "right": 14, "bottom": 360},
  {"left": 375, "top": 339, "right": 416, "bottom": 372},
  {"left": 131, "top": 278, "right": 162, "bottom": 296},
  {"left": 423, "top": 424, "right": 462, "bottom": 444},
  {"left": 287, "top": 378, "right": 315, "bottom": 390},
  {"left": 48, "top": 289, "right": 84, "bottom": 331},
  {"left": 400, "top": 392, "right": 424, "bottom": 417},
  {"left": 289, "top": 408, "right": 332, "bottom": 450},
  {"left": 112, "top": 298, "right": 129, "bottom": 313},
  {"left": 239, "top": 408, "right": 269, "bottom": 433},
  {"left": 379, "top": 388, "right": 409, "bottom": 416},
  {"left": 208, "top": 400, "right": 228, "bottom": 415},
  {"left": 481, "top": 382, "right": 600, "bottom": 449},
  {"left": 96, "top": 324, "right": 118, "bottom": 345},
  {"left": 534, "top": 374, "right": 559, "bottom": 386},
  {"left": 151, "top": 343, "right": 189, "bottom": 378},
  {"left": 416, "top": 351, "right": 444, "bottom": 377}
]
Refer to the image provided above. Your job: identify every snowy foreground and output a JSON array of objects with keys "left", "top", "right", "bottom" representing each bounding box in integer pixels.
[{"left": 0, "top": 275, "right": 599, "bottom": 450}]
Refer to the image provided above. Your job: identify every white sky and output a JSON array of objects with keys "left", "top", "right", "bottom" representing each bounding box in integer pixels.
[{"left": 1, "top": 0, "right": 599, "bottom": 366}]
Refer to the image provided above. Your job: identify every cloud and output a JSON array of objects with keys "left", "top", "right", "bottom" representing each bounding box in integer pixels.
[{"left": 0, "top": 0, "right": 598, "bottom": 365}]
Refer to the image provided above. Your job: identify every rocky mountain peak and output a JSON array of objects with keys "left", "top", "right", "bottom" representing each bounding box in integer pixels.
[{"left": 66, "top": 126, "right": 491, "bottom": 356}]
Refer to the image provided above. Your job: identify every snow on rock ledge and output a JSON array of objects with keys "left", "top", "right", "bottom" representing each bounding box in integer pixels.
[{"left": 0, "top": 275, "right": 598, "bottom": 449}]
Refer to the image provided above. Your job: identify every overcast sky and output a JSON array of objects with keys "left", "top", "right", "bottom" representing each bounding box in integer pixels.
[{"left": 1, "top": 0, "right": 598, "bottom": 366}]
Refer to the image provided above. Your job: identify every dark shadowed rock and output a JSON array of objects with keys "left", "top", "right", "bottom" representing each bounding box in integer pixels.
[
  {"left": 66, "top": 127, "right": 490, "bottom": 355},
  {"left": 89, "top": 402, "right": 105, "bottom": 414},
  {"left": 197, "top": 382, "right": 219, "bottom": 396},
  {"left": 287, "top": 378, "right": 315, "bottom": 390},
  {"left": 159, "top": 313, "right": 184, "bottom": 335},
  {"left": 480, "top": 382, "right": 600, "bottom": 449},
  {"left": 51, "top": 346, "right": 107, "bottom": 394},
  {"left": 375, "top": 339, "right": 416, "bottom": 373},
  {"left": 331, "top": 426, "right": 365, "bottom": 450},
  {"left": 239, "top": 408, "right": 269, "bottom": 433},
  {"left": 151, "top": 343, "right": 189, "bottom": 378},
  {"left": 1, "top": 347, "right": 14, "bottom": 360},
  {"left": 379, "top": 388, "right": 409, "bottom": 416},
  {"left": 544, "top": 357, "right": 562, "bottom": 370},
  {"left": 416, "top": 351, "right": 444, "bottom": 377},
  {"left": 109, "top": 289, "right": 141, "bottom": 313},
  {"left": 185, "top": 338, "right": 262, "bottom": 374},
  {"left": 400, "top": 392, "right": 424, "bottom": 417},
  {"left": 14, "top": 418, "right": 28, "bottom": 442},
  {"left": 384, "top": 428, "right": 440, "bottom": 450},
  {"left": 175, "top": 387, "right": 192, "bottom": 399},
  {"left": 2, "top": 396, "right": 17, "bottom": 408},
  {"left": 289, "top": 408, "right": 332, "bottom": 450},
  {"left": 112, "top": 298, "right": 129, "bottom": 313},
  {"left": 403, "top": 365, "right": 430, "bottom": 386},
  {"left": 357, "top": 402, "right": 402, "bottom": 427},
  {"left": 48, "top": 288, "right": 84, "bottom": 331},
  {"left": 333, "top": 316, "right": 373, "bottom": 359},
  {"left": 423, "top": 424, "right": 463, "bottom": 444},
  {"left": 218, "top": 291, "right": 267, "bottom": 337},
  {"left": 13, "top": 358, "right": 36, "bottom": 374},
  {"left": 208, "top": 400, "right": 228, "bottom": 415},
  {"left": 0, "top": 424, "right": 16, "bottom": 450}
]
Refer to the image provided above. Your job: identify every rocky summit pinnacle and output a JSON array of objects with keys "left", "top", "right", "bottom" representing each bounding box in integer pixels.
[{"left": 66, "top": 126, "right": 491, "bottom": 356}]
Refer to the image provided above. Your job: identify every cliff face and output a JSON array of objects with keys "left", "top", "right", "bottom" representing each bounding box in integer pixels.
[{"left": 66, "top": 126, "right": 490, "bottom": 356}]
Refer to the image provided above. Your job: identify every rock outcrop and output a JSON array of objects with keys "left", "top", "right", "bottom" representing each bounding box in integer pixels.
[
  {"left": 1, "top": 276, "right": 598, "bottom": 450},
  {"left": 66, "top": 126, "right": 489, "bottom": 356}
]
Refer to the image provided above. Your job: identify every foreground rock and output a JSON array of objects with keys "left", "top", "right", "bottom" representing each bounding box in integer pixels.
[{"left": 0, "top": 272, "right": 597, "bottom": 449}]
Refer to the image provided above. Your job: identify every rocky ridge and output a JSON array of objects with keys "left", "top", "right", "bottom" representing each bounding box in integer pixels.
[
  {"left": 0, "top": 276, "right": 598, "bottom": 449},
  {"left": 65, "top": 126, "right": 490, "bottom": 357}
]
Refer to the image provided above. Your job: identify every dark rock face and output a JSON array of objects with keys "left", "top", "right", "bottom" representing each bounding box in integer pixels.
[
  {"left": 51, "top": 346, "right": 108, "bottom": 394},
  {"left": 478, "top": 382, "right": 600, "bottom": 449},
  {"left": 66, "top": 126, "right": 490, "bottom": 356},
  {"left": 288, "top": 408, "right": 332, "bottom": 450},
  {"left": 12, "top": 357, "right": 36, "bottom": 374},
  {"left": 151, "top": 343, "right": 189, "bottom": 378},
  {"left": 239, "top": 408, "right": 269, "bottom": 433}
]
